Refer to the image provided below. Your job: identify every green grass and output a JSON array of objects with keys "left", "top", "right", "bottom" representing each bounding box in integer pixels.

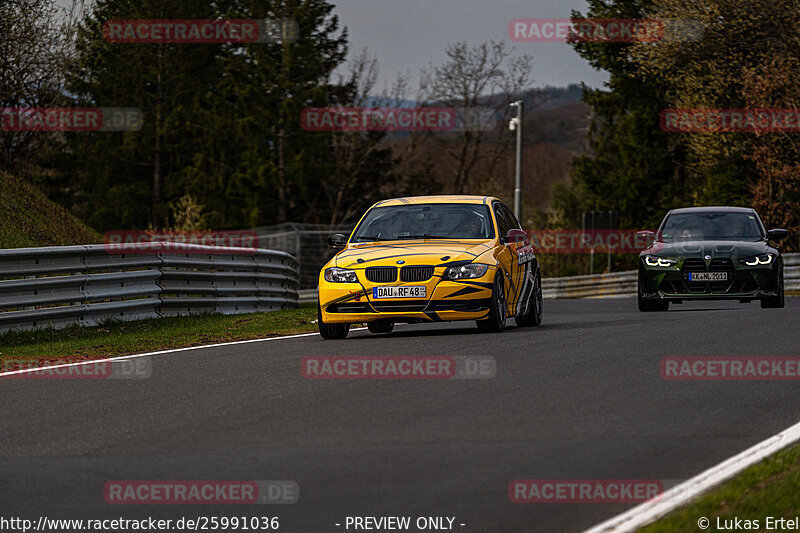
[
  {"left": 0, "top": 304, "right": 317, "bottom": 366},
  {"left": 641, "top": 443, "right": 800, "bottom": 532},
  {"left": 0, "top": 171, "right": 101, "bottom": 248}
]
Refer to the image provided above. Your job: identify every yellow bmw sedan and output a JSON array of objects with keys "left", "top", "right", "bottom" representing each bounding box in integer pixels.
[{"left": 317, "top": 195, "right": 543, "bottom": 339}]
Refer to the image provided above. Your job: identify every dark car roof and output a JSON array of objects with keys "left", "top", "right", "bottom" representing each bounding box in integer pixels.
[{"left": 667, "top": 206, "right": 756, "bottom": 215}]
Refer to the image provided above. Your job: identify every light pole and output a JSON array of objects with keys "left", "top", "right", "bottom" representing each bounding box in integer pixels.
[{"left": 509, "top": 100, "right": 523, "bottom": 221}]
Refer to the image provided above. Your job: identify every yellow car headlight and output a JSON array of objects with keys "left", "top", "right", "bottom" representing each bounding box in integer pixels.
[
  {"left": 324, "top": 267, "right": 358, "bottom": 283},
  {"left": 446, "top": 263, "right": 489, "bottom": 280}
]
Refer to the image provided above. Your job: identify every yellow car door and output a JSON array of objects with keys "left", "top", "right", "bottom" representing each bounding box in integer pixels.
[{"left": 492, "top": 201, "right": 524, "bottom": 316}]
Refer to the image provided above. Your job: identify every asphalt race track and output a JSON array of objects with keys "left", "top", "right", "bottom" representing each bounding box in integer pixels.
[{"left": 2, "top": 297, "right": 800, "bottom": 532}]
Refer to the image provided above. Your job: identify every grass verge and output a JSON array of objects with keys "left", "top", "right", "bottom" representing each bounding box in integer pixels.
[
  {"left": 0, "top": 304, "right": 317, "bottom": 367},
  {"left": 640, "top": 442, "right": 800, "bottom": 532}
]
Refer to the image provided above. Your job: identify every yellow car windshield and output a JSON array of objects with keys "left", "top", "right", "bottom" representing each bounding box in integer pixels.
[{"left": 351, "top": 204, "right": 495, "bottom": 242}]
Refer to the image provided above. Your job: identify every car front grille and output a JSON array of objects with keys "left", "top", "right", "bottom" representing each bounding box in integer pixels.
[
  {"left": 431, "top": 299, "right": 491, "bottom": 312},
  {"left": 370, "top": 300, "right": 429, "bottom": 312},
  {"left": 328, "top": 299, "right": 493, "bottom": 314},
  {"left": 327, "top": 302, "right": 373, "bottom": 313},
  {"left": 682, "top": 258, "right": 706, "bottom": 271},
  {"left": 710, "top": 258, "right": 732, "bottom": 270},
  {"left": 400, "top": 266, "right": 434, "bottom": 282},
  {"left": 682, "top": 258, "right": 707, "bottom": 292},
  {"left": 709, "top": 258, "right": 733, "bottom": 291},
  {"left": 365, "top": 266, "right": 397, "bottom": 283},
  {"left": 663, "top": 257, "right": 738, "bottom": 294}
]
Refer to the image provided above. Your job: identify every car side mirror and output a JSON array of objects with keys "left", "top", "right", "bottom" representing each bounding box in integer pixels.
[
  {"left": 504, "top": 229, "right": 529, "bottom": 246},
  {"left": 637, "top": 230, "right": 655, "bottom": 245},
  {"left": 767, "top": 228, "right": 788, "bottom": 240},
  {"left": 328, "top": 233, "right": 347, "bottom": 249}
]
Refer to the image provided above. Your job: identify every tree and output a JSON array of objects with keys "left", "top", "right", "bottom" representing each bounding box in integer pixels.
[
  {"left": 0, "top": 0, "right": 71, "bottom": 174},
  {"left": 630, "top": 0, "right": 800, "bottom": 248},
  {"left": 417, "top": 41, "right": 533, "bottom": 194},
  {"left": 64, "top": 0, "right": 358, "bottom": 230},
  {"left": 66, "top": 0, "right": 227, "bottom": 229},
  {"left": 554, "top": 0, "right": 691, "bottom": 230}
]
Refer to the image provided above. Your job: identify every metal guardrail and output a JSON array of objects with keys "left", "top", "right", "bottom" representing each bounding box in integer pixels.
[
  {"left": 298, "top": 253, "right": 800, "bottom": 302},
  {"left": 0, "top": 243, "right": 299, "bottom": 333}
]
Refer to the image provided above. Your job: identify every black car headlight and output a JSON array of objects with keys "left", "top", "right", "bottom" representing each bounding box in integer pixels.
[
  {"left": 739, "top": 253, "right": 774, "bottom": 266},
  {"left": 324, "top": 267, "right": 358, "bottom": 283},
  {"left": 644, "top": 255, "right": 678, "bottom": 267},
  {"left": 446, "top": 264, "right": 489, "bottom": 280}
]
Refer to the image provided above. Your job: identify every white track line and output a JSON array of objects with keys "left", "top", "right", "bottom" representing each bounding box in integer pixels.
[
  {"left": 583, "top": 419, "right": 800, "bottom": 532},
  {"left": 0, "top": 330, "right": 330, "bottom": 378}
]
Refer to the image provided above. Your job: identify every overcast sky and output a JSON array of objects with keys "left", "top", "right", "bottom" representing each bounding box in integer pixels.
[
  {"left": 57, "top": 0, "right": 608, "bottom": 90},
  {"left": 329, "top": 0, "right": 608, "bottom": 91}
]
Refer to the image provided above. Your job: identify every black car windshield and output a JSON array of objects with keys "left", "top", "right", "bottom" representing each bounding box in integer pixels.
[
  {"left": 351, "top": 204, "right": 494, "bottom": 242},
  {"left": 659, "top": 212, "right": 764, "bottom": 241}
]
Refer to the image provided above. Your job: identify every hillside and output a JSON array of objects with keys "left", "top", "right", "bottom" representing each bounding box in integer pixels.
[
  {"left": 0, "top": 172, "right": 101, "bottom": 249},
  {"left": 386, "top": 84, "right": 591, "bottom": 214}
]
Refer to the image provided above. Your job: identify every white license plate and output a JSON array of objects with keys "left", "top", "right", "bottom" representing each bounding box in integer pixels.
[
  {"left": 372, "top": 286, "right": 426, "bottom": 299},
  {"left": 687, "top": 272, "right": 728, "bottom": 281}
]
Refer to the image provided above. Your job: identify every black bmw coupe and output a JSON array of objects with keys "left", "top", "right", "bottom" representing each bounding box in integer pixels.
[{"left": 637, "top": 207, "right": 788, "bottom": 311}]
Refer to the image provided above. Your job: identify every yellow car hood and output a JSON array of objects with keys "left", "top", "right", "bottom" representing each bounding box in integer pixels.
[{"left": 334, "top": 240, "right": 494, "bottom": 268}]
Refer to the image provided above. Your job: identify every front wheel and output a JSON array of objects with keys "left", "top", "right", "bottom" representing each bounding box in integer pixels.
[
  {"left": 318, "top": 303, "right": 350, "bottom": 339},
  {"left": 761, "top": 268, "right": 785, "bottom": 308},
  {"left": 515, "top": 266, "right": 543, "bottom": 327},
  {"left": 477, "top": 271, "right": 507, "bottom": 333},
  {"left": 638, "top": 272, "right": 669, "bottom": 312}
]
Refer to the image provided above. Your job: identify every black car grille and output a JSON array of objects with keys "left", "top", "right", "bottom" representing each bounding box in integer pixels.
[
  {"left": 365, "top": 266, "right": 397, "bottom": 283},
  {"left": 710, "top": 258, "right": 732, "bottom": 270},
  {"left": 431, "top": 299, "right": 491, "bottom": 312},
  {"left": 681, "top": 257, "right": 733, "bottom": 272},
  {"left": 669, "top": 257, "right": 735, "bottom": 294},
  {"left": 329, "top": 299, "right": 492, "bottom": 314},
  {"left": 370, "top": 300, "right": 429, "bottom": 312},
  {"left": 327, "top": 302, "right": 373, "bottom": 313},
  {"left": 400, "top": 266, "right": 434, "bottom": 282},
  {"left": 709, "top": 258, "right": 733, "bottom": 291},
  {"left": 681, "top": 259, "right": 707, "bottom": 292},
  {"left": 682, "top": 258, "right": 706, "bottom": 271}
]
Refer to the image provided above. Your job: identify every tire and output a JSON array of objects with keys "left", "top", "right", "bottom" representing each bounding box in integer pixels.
[
  {"left": 515, "top": 266, "right": 543, "bottom": 327},
  {"left": 477, "top": 271, "right": 507, "bottom": 333},
  {"left": 318, "top": 303, "right": 349, "bottom": 339},
  {"left": 761, "top": 267, "right": 785, "bottom": 308},
  {"left": 638, "top": 272, "right": 669, "bottom": 312},
  {"left": 367, "top": 320, "right": 394, "bottom": 334}
]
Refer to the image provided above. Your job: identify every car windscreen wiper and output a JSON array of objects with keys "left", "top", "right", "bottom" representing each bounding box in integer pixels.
[{"left": 395, "top": 234, "right": 451, "bottom": 239}]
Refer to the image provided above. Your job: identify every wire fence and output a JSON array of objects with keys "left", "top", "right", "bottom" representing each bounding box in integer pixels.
[{"left": 254, "top": 223, "right": 354, "bottom": 290}]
